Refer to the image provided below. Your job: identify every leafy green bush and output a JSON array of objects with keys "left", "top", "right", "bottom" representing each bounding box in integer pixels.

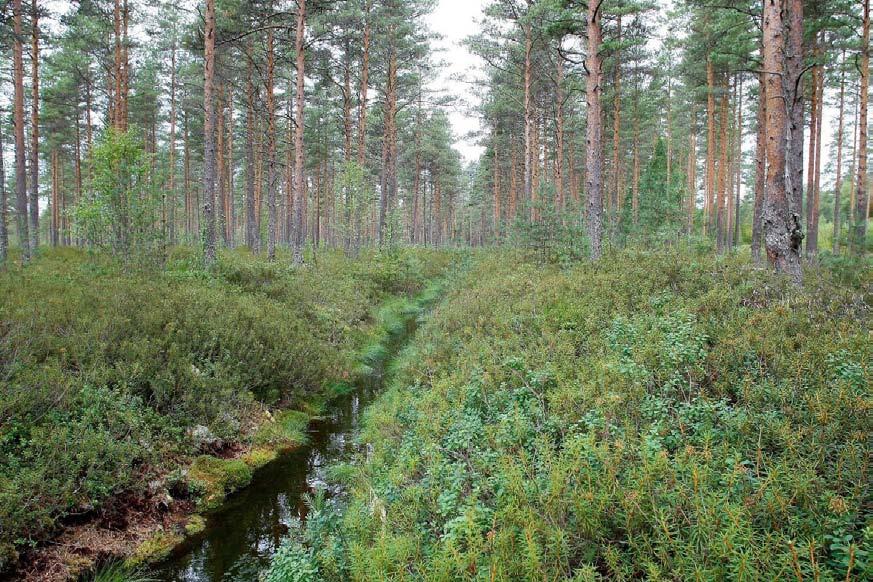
[
  {"left": 0, "top": 246, "right": 455, "bottom": 573},
  {"left": 283, "top": 246, "right": 871, "bottom": 581}
]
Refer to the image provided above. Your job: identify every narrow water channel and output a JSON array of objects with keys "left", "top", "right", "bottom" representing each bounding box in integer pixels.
[{"left": 153, "top": 381, "right": 378, "bottom": 581}]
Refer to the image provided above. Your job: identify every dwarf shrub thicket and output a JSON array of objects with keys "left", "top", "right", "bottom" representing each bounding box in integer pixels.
[
  {"left": 0, "top": 246, "right": 455, "bottom": 571},
  {"left": 275, "top": 247, "right": 871, "bottom": 581}
]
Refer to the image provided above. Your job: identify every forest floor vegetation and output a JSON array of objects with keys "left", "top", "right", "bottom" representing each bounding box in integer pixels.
[
  {"left": 0, "top": 246, "right": 456, "bottom": 581},
  {"left": 266, "top": 246, "right": 872, "bottom": 581}
]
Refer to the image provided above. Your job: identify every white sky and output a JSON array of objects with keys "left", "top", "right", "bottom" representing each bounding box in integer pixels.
[{"left": 426, "top": 0, "right": 489, "bottom": 163}]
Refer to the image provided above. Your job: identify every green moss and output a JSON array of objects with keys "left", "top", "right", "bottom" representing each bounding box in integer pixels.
[
  {"left": 184, "top": 515, "right": 207, "bottom": 537},
  {"left": 188, "top": 456, "right": 253, "bottom": 511},
  {"left": 242, "top": 447, "right": 278, "bottom": 470},
  {"left": 124, "top": 530, "right": 183, "bottom": 567},
  {"left": 253, "top": 410, "right": 310, "bottom": 450}
]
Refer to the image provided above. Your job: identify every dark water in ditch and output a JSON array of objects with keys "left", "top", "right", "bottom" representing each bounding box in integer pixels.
[{"left": 153, "top": 381, "right": 377, "bottom": 582}]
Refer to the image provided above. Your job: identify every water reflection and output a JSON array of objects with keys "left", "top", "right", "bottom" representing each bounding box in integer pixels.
[{"left": 154, "top": 386, "right": 374, "bottom": 581}]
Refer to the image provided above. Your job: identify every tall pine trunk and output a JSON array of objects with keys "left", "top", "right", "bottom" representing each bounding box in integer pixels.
[
  {"left": 12, "top": 0, "right": 30, "bottom": 261},
  {"left": 752, "top": 70, "right": 767, "bottom": 262},
  {"left": 585, "top": 0, "right": 603, "bottom": 259},
  {"left": 168, "top": 33, "right": 177, "bottom": 245},
  {"left": 807, "top": 47, "right": 824, "bottom": 257},
  {"left": 852, "top": 0, "right": 870, "bottom": 252},
  {"left": 833, "top": 50, "right": 847, "bottom": 254},
  {"left": 1, "top": 117, "right": 8, "bottom": 264},
  {"left": 523, "top": 23, "right": 533, "bottom": 210},
  {"left": 292, "top": 0, "right": 307, "bottom": 264},
  {"left": 245, "top": 46, "right": 258, "bottom": 251},
  {"left": 762, "top": 0, "right": 802, "bottom": 283},
  {"left": 716, "top": 79, "right": 729, "bottom": 252},
  {"left": 29, "top": 0, "right": 39, "bottom": 252},
  {"left": 611, "top": 14, "right": 622, "bottom": 232},
  {"left": 687, "top": 106, "right": 697, "bottom": 235},
  {"left": 266, "top": 27, "right": 277, "bottom": 260},
  {"left": 704, "top": 59, "right": 716, "bottom": 236},
  {"left": 555, "top": 56, "right": 565, "bottom": 213},
  {"left": 785, "top": 0, "right": 805, "bottom": 233},
  {"left": 202, "top": 0, "right": 217, "bottom": 265}
]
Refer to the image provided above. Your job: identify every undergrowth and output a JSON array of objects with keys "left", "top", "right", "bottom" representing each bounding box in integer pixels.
[
  {"left": 0, "top": 246, "right": 456, "bottom": 573},
  {"left": 267, "top": 247, "right": 871, "bottom": 581}
]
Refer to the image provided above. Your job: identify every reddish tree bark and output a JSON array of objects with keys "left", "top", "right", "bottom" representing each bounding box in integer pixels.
[
  {"left": 752, "top": 70, "right": 767, "bottom": 262},
  {"left": 585, "top": 0, "right": 604, "bottom": 259},
  {"left": 202, "top": 0, "right": 217, "bottom": 265},
  {"left": 12, "top": 0, "right": 30, "bottom": 261},
  {"left": 292, "top": 0, "right": 307, "bottom": 264},
  {"left": 29, "top": 0, "right": 39, "bottom": 251},
  {"left": 762, "top": 0, "right": 802, "bottom": 282},
  {"left": 832, "top": 50, "right": 847, "bottom": 254},
  {"left": 853, "top": 0, "right": 870, "bottom": 252}
]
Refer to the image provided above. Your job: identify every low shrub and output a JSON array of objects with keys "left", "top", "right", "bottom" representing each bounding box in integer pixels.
[
  {"left": 0, "top": 246, "right": 456, "bottom": 572},
  {"left": 282, "top": 246, "right": 871, "bottom": 581}
]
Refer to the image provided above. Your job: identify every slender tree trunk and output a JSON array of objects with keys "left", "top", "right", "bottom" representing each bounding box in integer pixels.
[
  {"left": 433, "top": 173, "right": 442, "bottom": 245},
  {"left": 752, "top": 70, "right": 767, "bottom": 262},
  {"left": 531, "top": 110, "right": 540, "bottom": 220},
  {"left": 29, "top": 0, "right": 39, "bottom": 252},
  {"left": 492, "top": 137, "right": 501, "bottom": 240},
  {"left": 292, "top": 0, "right": 307, "bottom": 264},
  {"left": 74, "top": 100, "right": 82, "bottom": 237},
  {"left": 522, "top": 22, "right": 534, "bottom": 212},
  {"left": 732, "top": 75, "right": 743, "bottom": 248},
  {"left": 342, "top": 41, "right": 353, "bottom": 249},
  {"left": 286, "top": 75, "right": 294, "bottom": 246},
  {"left": 50, "top": 149, "right": 57, "bottom": 246},
  {"left": 226, "top": 87, "right": 234, "bottom": 246},
  {"left": 833, "top": 50, "right": 847, "bottom": 254},
  {"left": 633, "top": 87, "right": 640, "bottom": 226},
  {"left": 687, "top": 106, "right": 697, "bottom": 235},
  {"left": 849, "top": 85, "right": 859, "bottom": 224},
  {"left": 853, "top": 0, "right": 870, "bottom": 252},
  {"left": 255, "top": 123, "right": 263, "bottom": 237},
  {"left": 1, "top": 111, "right": 8, "bottom": 264},
  {"left": 216, "top": 85, "right": 226, "bottom": 247},
  {"left": 358, "top": 0, "right": 371, "bottom": 168},
  {"left": 666, "top": 74, "right": 673, "bottom": 190},
  {"left": 509, "top": 141, "right": 518, "bottom": 220},
  {"left": 266, "top": 26, "right": 277, "bottom": 260},
  {"left": 343, "top": 40, "right": 354, "bottom": 162},
  {"left": 168, "top": 33, "right": 177, "bottom": 245},
  {"left": 555, "top": 57, "right": 565, "bottom": 213},
  {"left": 807, "top": 43, "right": 824, "bottom": 257},
  {"left": 202, "top": 0, "right": 217, "bottom": 265},
  {"left": 705, "top": 58, "right": 716, "bottom": 236},
  {"left": 113, "top": 0, "right": 122, "bottom": 128},
  {"left": 586, "top": 0, "right": 604, "bottom": 259},
  {"left": 12, "top": 0, "right": 30, "bottom": 261},
  {"left": 245, "top": 46, "right": 258, "bottom": 251},
  {"left": 184, "top": 111, "right": 192, "bottom": 238},
  {"left": 411, "top": 95, "right": 423, "bottom": 244},
  {"left": 85, "top": 77, "right": 93, "bottom": 186},
  {"left": 716, "top": 78, "right": 729, "bottom": 252},
  {"left": 611, "top": 14, "right": 622, "bottom": 231},
  {"left": 762, "top": 0, "right": 802, "bottom": 283},
  {"left": 121, "top": 0, "right": 129, "bottom": 130},
  {"left": 379, "top": 40, "right": 398, "bottom": 246},
  {"left": 785, "top": 0, "right": 805, "bottom": 231}
]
